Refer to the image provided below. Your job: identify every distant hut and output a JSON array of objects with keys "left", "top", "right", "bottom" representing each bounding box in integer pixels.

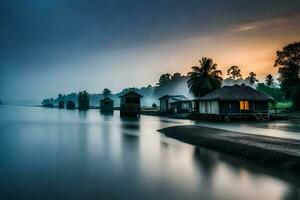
[
  {"left": 58, "top": 100, "right": 65, "bottom": 109},
  {"left": 66, "top": 101, "right": 76, "bottom": 110},
  {"left": 119, "top": 91, "right": 143, "bottom": 117},
  {"left": 100, "top": 97, "right": 114, "bottom": 112},
  {"left": 198, "top": 84, "right": 274, "bottom": 120},
  {"left": 159, "top": 95, "right": 192, "bottom": 114}
]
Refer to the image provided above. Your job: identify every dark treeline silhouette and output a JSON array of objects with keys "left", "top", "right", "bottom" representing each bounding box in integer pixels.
[
  {"left": 227, "top": 66, "right": 242, "bottom": 80},
  {"left": 41, "top": 98, "right": 54, "bottom": 108},
  {"left": 78, "top": 91, "right": 90, "bottom": 110},
  {"left": 103, "top": 88, "right": 112, "bottom": 97},
  {"left": 42, "top": 75, "right": 190, "bottom": 108},
  {"left": 152, "top": 103, "right": 157, "bottom": 108},
  {"left": 274, "top": 42, "right": 300, "bottom": 109},
  {"left": 256, "top": 82, "right": 285, "bottom": 102},
  {"left": 42, "top": 41, "right": 299, "bottom": 110},
  {"left": 57, "top": 94, "right": 65, "bottom": 108},
  {"left": 187, "top": 57, "right": 223, "bottom": 98},
  {"left": 224, "top": 66, "right": 258, "bottom": 87},
  {"left": 58, "top": 100, "right": 65, "bottom": 109},
  {"left": 66, "top": 101, "right": 75, "bottom": 109},
  {"left": 247, "top": 72, "right": 258, "bottom": 86},
  {"left": 265, "top": 74, "right": 274, "bottom": 86}
]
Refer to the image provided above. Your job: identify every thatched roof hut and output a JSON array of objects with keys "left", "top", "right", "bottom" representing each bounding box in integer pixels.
[
  {"left": 100, "top": 97, "right": 114, "bottom": 112},
  {"left": 119, "top": 91, "right": 143, "bottom": 117},
  {"left": 159, "top": 95, "right": 192, "bottom": 113},
  {"left": 199, "top": 84, "right": 274, "bottom": 102},
  {"left": 198, "top": 85, "right": 274, "bottom": 119}
]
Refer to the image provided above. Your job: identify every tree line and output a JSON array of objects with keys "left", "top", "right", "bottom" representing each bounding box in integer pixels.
[
  {"left": 42, "top": 42, "right": 300, "bottom": 110},
  {"left": 42, "top": 88, "right": 112, "bottom": 110},
  {"left": 185, "top": 42, "right": 300, "bottom": 109}
]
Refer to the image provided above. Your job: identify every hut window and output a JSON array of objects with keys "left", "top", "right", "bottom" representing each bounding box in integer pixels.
[{"left": 240, "top": 101, "right": 249, "bottom": 110}]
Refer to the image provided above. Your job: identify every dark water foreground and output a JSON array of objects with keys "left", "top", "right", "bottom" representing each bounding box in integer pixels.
[{"left": 0, "top": 106, "right": 300, "bottom": 200}]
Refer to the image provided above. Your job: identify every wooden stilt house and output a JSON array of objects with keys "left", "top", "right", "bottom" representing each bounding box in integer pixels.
[{"left": 199, "top": 84, "right": 274, "bottom": 120}]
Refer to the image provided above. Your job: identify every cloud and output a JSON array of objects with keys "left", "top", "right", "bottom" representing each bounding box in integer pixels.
[{"left": 233, "top": 13, "right": 300, "bottom": 33}]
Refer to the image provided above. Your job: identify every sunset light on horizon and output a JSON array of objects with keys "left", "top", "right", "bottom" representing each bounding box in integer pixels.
[{"left": 1, "top": 0, "right": 299, "bottom": 100}]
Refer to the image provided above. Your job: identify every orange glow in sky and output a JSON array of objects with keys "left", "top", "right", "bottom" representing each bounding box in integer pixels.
[{"left": 169, "top": 14, "right": 300, "bottom": 80}]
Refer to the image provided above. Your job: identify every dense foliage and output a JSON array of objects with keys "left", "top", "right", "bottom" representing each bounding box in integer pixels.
[
  {"left": 78, "top": 91, "right": 90, "bottom": 110},
  {"left": 103, "top": 88, "right": 112, "bottom": 97},
  {"left": 66, "top": 101, "right": 76, "bottom": 109},
  {"left": 187, "top": 57, "right": 223, "bottom": 98},
  {"left": 274, "top": 42, "right": 300, "bottom": 109},
  {"left": 256, "top": 83, "right": 285, "bottom": 102},
  {"left": 41, "top": 99, "right": 54, "bottom": 108},
  {"left": 58, "top": 100, "right": 65, "bottom": 109},
  {"left": 292, "top": 85, "right": 300, "bottom": 110},
  {"left": 246, "top": 72, "right": 258, "bottom": 86},
  {"left": 152, "top": 103, "right": 157, "bottom": 108},
  {"left": 157, "top": 73, "right": 183, "bottom": 86},
  {"left": 227, "top": 66, "right": 242, "bottom": 80},
  {"left": 265, "top": 74, "right": 274, "bottom": 86},
  {"left": 42, "top": 42, "right": 300, "bottom": 110}
]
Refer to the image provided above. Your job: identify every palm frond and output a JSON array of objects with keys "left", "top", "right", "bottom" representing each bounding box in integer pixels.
[{"left": 187, "top": 57, "right": 223, "bottom": 98}]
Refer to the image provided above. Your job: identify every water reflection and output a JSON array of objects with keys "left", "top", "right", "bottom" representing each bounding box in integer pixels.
[
  {"left": 78, "top": 110, "right": 88, "bottom": 119},
  {"left": 0, "top": 106, "right": 299, "bottom": 200},
  {"left": 195, "top": 121, "right": 300, "bottom": 140}
]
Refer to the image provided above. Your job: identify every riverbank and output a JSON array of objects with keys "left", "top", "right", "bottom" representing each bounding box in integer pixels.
[
  {"left": 141, "top": 110, "right": 192, "bottom": 119},
  {"left": 158, "top": 125, "right": 300, "bottom": 171}
]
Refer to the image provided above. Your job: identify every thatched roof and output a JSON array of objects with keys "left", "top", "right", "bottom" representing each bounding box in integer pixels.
[
  {"left": 159, "top": 95, "right": 191, "bottom": 102},
  {"left": 119, "top": 91, "right": 143, "bottom": 98},
  {"left": 199, "top": 85, "right": 274, "bottom": 101}
]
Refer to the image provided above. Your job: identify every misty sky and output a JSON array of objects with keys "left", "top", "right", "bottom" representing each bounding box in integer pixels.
[{"left": 1, "top": 0, "right": 300, "bottom": 101}]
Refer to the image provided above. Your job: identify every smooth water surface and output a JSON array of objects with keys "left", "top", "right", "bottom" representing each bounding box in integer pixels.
[
  {"left": 195, "top": 120, "right": 300, "bottom": 140},
  {"left": 0, "top": 106, "right": 299, "bottom": 200}
]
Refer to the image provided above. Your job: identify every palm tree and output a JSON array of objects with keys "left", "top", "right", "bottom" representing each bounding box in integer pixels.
[
  {"left": 247, "top": 72, "right": 258, "bottom": 86},
  {"left": 265, "top": 74, "right": 274, "bottom": 87},
  {"left": 187, "top": 57, "right": 223, "bottom": 98}
]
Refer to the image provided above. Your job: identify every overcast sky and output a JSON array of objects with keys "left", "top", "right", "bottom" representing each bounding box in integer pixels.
[{"left": 1, "top": 0, "right": 300, "bottom": 101}]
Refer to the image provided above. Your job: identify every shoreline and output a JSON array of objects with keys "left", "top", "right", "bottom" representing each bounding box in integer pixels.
[{"left": 158, "top": 125, "right": 300, "bottom": 171}]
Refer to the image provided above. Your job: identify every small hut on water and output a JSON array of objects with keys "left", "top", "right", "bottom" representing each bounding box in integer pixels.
[
  {"left": 100, "top": 97, "right": 114, "bottom": 112},
  {"left": 198, "top": 84, "right": 274, "bottom": 120},
  {"left": 159, "top": 95, "right": 192, "bottom": 113},
  {"left": 119, "top": 91, "right": 143, "bottom": 117}
]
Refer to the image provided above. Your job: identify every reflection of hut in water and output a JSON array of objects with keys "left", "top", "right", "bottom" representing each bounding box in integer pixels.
[
  {"left": 198, "top": 84, "right": 274, "bottom": 120},
  {"left": 100, "top": 97, "right": 114, "bottom": 112},
  {"left": 58, "top": 100, "right": 65, "bottom": 109},
  {"left": 159, "top": 95, "right": 192, "bottom": 114},
  {"left": 66, "top": 101, "right": 76, "bottom": 109},
  {"left": 119, "top": 91, "right": 143, "bottom": 117}
]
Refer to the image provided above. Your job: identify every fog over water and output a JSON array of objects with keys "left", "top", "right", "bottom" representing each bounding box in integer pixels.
[{"left": 0, "top": 106, "right": 299, "bottom": 200}]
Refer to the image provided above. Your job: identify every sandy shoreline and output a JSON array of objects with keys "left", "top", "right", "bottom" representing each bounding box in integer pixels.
[{"left": 158, "top": 125, "right": 300, "bottom": 171}]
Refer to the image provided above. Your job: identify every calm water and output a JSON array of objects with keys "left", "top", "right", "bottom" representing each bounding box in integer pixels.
[
  {"left": 196, "top": 120, "right": 300, "bottom": 140},
  {"left": 0, "top": 106, "right": 299, "bottom": 200}
]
